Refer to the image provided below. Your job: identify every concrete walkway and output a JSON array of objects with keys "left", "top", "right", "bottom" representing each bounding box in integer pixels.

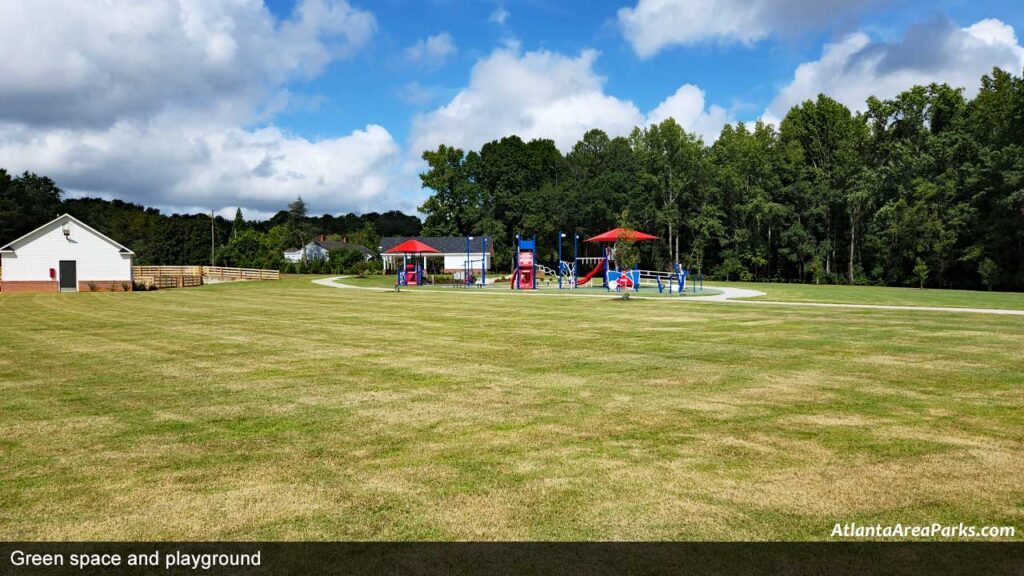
[
  {"left": 313, "top": 277, "right": 1024, "bottom": 316},
  {"left": 681, "top": 286, "right": 766, "bottom": 301},
  {"left": 311, "top": 276, "right": 392, "bottom": 291}
]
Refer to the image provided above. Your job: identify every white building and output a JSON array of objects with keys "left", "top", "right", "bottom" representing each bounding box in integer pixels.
[
  {"left": 283, "top": 237, "right": 374, "bottom": 263},
  {"left": 1, "top": 214, "right": 134, "bottom": 293},
  {"left": 380, "top": 236, "right": 493, "bottom": 274}
]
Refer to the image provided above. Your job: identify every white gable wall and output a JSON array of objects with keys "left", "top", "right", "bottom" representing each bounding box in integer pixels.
[
  {"left": 2, "top": 218, "right": 132, "bottom": 282},
  {"left": 382, "top": 253, "right": 492, "bottom": 272},
  {"left": 443, "top": 254, "right": 490, "bottom": 272}
]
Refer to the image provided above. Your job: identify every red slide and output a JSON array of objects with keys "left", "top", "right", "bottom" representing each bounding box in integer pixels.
[
  {"left": 576, "top": 259, "right": 605, "bottom": 286},
  {"left": 509, "top": 268, "right": 519, "bottom": 288}
]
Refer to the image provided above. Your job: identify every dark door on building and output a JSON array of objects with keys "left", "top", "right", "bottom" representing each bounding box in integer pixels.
[{"left": 59, "top": 260, "right": 77, "bottom": 291}]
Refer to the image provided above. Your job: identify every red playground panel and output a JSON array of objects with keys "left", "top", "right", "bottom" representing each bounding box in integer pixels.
[{"left": 518, "top": 251, "right": 534, "bottom": 289}]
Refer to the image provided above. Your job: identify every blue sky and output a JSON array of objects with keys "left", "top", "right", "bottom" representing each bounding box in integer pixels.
[
  {"left": 1, "top": 0, "right": 1023, "bottom": 218},
  {"left": 261, "top": 0, "right": 1024, "bottom": 143}
]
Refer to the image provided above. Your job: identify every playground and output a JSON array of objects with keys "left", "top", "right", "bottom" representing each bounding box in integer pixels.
[{"left": 385, "top": 228, "right": 721, "bottom": 297}]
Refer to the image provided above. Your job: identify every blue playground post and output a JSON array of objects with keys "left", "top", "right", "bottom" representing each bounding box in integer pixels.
[
  {"left": 465, "top": 236, "right": 471, "bottom": 288},
  {"left": 603, "top": 246, "right": 611, "bottom": 289},
  {"left": 573, "top": 233, "right": 579, "bottom": 288},
  {"left": 515, "top": 233, "right": 520, "bottom": 289},
  {"left": 557, "top": 231, "right": 564, "bottom": 289},
  {"left": 481, "top": 236, "right": 487, "bottom": 288}
]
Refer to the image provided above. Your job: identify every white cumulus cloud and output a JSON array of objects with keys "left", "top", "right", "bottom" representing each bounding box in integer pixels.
[
  {"left": 0, "top": 0, "right": 376, "bottom": 128},
  {"left": 404, "top": 32, "right": 457, "bottom": 68},
  {"left": 489, "top": 7, "right": 510, "bottom": 25},
  {"left": 411, "top": 48, "right": 642, "bottom": 154},
  {"left": 0, "top": 0, "right": 408, "bottom": 216},
  {"left": 618, "top": 0, "right": 875, "bottom": 58},
  {"left": 0, "top": 116, "right": 402, "bottom": 216},
  {"left": 647, "top": 85, "right": 733, "bottom": 143},
  {"left": 766, "top": 17, "right": 1024, "bottom": 119},
  {"left": 410, "top": 47, "right": 732, "bottom": 155}
]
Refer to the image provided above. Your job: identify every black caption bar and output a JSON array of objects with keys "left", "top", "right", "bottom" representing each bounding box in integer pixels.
[{"left": 1, "top": 543, "right": 1022, "bottom": 575}]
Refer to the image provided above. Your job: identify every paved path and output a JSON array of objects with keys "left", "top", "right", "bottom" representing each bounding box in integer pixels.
[
  {"left": 681, "top": 286, "right": 766, "bottom": 301},
  {"left": 311, "top": 276, "right": 392, "bottom": 291},
  {"left": 313, "top": 277, "right": 1024, "bottom": 316}
]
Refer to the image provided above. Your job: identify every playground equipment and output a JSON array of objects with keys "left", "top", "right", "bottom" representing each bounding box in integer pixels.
[
  {"left": 384, "top": 239, "right": 440, "bottom": 287},
  {"left": 403, "top": 260, "right": 424, "bottom": 286},
  {"left": 650, "top": 264, "right": 704, "bottom": 294},
  {"left": 568, "top": 228, "right": 659, "bottom": 292},
  {"left": 510, "top": 234, "right": 537, "bottom": 290},
  {"left": 607, "top": 267, "right": 641, "bottom": 291},
  {"left": 575, "top": 251, "right": 609, "bottom": 287},
  {"left": 502, "top": 229, "right": 705, "bottom": 295},
  {"left": 461, "top": 236, "right": 488, "bottom": 287},
  {"left": 557, "top": 229, "right": 606, "bottom": 289}
]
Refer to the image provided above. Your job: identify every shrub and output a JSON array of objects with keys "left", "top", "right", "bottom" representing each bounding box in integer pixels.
[
  {"left": 121, "top": 282, "right": 131, "bottom": 292},
  {"left": 349, "top": 260, "right": 382, "bottom": 276},
  {"left": 978, "top": 258, "right": 999, "bottom": 291},
  {"left": 913, "top": 258, "right": 929, "bottom": 289},
  {"left": 87, "top": 281, "right": 98, "bottom": 292}
]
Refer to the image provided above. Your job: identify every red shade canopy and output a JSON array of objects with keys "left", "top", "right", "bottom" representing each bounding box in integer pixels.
[
  {"left": 384, "top": 239, "right": 441, "bottom": 254},
  {"left": 584, "top": 228, "right": 660, "bottom": 243}
]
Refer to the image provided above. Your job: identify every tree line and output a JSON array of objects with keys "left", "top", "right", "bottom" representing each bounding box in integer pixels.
[
  {"left": 0, "top": 172, "right": 421, "bottom": 270},
  {"left": 417, "top": 67, "right": 1024, "bottom": 291}
]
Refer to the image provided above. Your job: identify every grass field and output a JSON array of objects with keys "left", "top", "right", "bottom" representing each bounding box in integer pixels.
[
  {"left": 1, "top": 277, "right": 1022, "bottom": 540},
  {"left": 332, "top": 274, "right": 1024, "bottom": 309}
]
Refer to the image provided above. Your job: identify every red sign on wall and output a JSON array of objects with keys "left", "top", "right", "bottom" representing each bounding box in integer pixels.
[{"left": 519, "top": 252, "right": 533, "bottom": 267}]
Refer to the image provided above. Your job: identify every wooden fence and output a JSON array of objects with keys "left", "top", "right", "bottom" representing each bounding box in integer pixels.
[
  {"left": 132, "top": 266, "right": 279, "bottom": 288},
  {"left": 203, "top": 266, "right": 280, "bottom": 281}
]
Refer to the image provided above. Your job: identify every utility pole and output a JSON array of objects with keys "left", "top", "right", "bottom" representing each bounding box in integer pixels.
[{"left": 210, "top": 209, "right": 215, "bottom": 266}]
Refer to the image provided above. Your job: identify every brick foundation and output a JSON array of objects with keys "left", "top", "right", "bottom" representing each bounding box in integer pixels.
[
  {"left": 78, "top": 280, "right": 134, "bottom": 292},
  {"left": 0, "top": 280, "right": 59, "bottom": 293},
  {"left": 0, "top": 280, "right": 133, "bottom": 293}
]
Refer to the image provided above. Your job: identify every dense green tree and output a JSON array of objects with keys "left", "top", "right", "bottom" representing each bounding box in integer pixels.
[
  {"left": 232, "top": 208, "right": 245, "bottom": 238},
  {"left": 780, "top": 95, "right": 869, "bottom": 283},
  {"left": 0, "top": 171, "right": 64, "bottom": 242},
  {"left": 286, "top": 196, "right": 310, "bottom": 256},
  {"left": 418, "top": 145, "right": 479, "bottom": 236}
]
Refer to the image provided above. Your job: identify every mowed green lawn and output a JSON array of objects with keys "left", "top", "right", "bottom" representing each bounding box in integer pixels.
[
  {"left": 1, "top": 278, "right": 1022, "bottom": 540},
  {"left": 331, "top": 274, "right": 1024, "bottom": 309}
]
